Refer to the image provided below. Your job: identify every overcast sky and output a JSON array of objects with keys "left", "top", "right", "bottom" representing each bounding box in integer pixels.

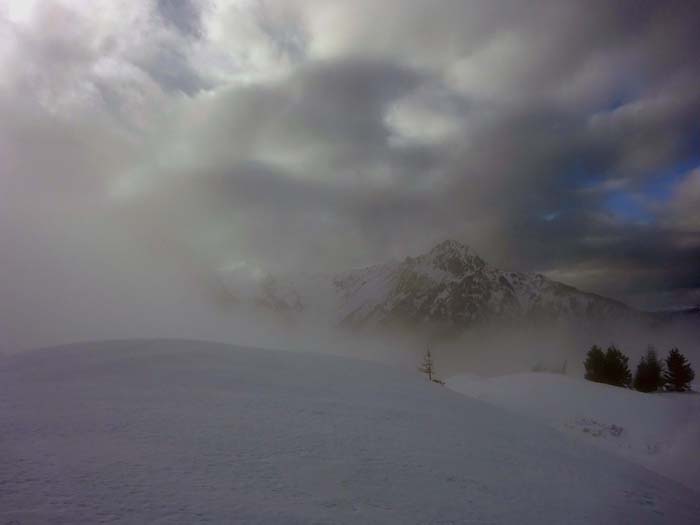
[{"left": 2, "top": 0, "right": 700, "bottom": 348}]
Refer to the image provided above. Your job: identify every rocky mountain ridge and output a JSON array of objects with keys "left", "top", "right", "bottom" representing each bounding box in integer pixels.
[{"left": 223, "top": 240, "right": 639, "bottom": 332}]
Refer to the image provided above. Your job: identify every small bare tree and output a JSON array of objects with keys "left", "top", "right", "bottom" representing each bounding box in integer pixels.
[
  {"left": 419, "top": 345, "right": 444, "bottom": 384},
  {"left": 419, "top": 345, "right": 434, "bottom": 381}
]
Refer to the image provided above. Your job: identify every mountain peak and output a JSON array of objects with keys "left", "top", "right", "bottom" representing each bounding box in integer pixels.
[
  {"left": 423, "top": 239, "right": 485, "bottom": 276},
  {"left": 429, "top": 239, "right": 471, "bottom": 255}
]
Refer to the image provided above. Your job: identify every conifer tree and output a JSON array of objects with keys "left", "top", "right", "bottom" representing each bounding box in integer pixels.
[
  {"left": 663, "top": 348, "right": 695, "bottom": 392},
  {"left": 584, "top": 345, "right": 605, "bottom": 383},
  {"left": 604, "top": 345, "right": 631, "bottom": 387},
  {"left": 633, "top": 347, "right": 664, "bottom": 392}
]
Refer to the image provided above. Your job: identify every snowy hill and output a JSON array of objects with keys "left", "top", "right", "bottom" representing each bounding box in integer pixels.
[
  {"left": 224, "top": 240, "right": 639, "bottom": 333},
  {"left": 447, "top": 372, "right": 700, "bottom": 491},
  {"left": 2, "top": 340, "right": 699, "bottom": 523}
]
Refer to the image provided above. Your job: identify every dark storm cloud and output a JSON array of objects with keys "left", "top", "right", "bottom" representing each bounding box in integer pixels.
[
  {"left": 157, "top": 0, "right": 203, "bottom": 38},
  {"left": 115, "top": 56, "right": 441, "bottom": 269},
  {"left": 139, "top": 46, "right": 209, "bottom": 95}
]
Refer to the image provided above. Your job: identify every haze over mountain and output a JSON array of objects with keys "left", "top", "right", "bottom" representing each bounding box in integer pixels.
[{"left": 224, "top": 239, "right": 642, "bottom": 334}]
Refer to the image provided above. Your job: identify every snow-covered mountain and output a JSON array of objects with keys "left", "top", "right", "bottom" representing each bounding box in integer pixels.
[{"left": 224, "top": 239, "right": 638, "bottom": 332}]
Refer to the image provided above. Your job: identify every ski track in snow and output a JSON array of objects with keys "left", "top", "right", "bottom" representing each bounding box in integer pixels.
[{"left": 2, "top": 340, "right": 699, "bottom": 524}]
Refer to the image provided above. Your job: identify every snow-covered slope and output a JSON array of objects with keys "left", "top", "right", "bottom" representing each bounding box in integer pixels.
[
  {"left": 225, "top": 240, "right": 639, "bottom": 332},
  {"left": 2, "top": 340, "right": 699, "bottom": 523},
  {"left": 447, "top": 372, "right": 700, "bottom": 491}
]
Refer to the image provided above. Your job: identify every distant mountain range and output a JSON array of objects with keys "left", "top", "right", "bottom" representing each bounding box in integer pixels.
[
  {"left": 651, "top": 306, "right": 700, "bottom": 322},
  {"left": 222, "top": 240, "right": 652, "bottom": 333}
]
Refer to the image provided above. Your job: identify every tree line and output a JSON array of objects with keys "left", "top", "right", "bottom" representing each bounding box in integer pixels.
[{"left": 584, "top": 345, "right": 695, "bottom": 392}]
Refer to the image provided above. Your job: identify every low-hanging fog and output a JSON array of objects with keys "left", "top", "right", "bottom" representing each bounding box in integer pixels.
[{"left": 2, "top": 1, "right": 699, "bottom": 373}]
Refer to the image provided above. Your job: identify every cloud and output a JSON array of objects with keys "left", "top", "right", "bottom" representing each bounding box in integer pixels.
[
  {"left": 663, "top": 169, "right": 700, "bottom": 232},
  {"left": 2, "top": 0, "right": 700, "bottom": 349}
]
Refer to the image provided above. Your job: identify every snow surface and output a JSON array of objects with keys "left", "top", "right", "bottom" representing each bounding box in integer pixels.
[
  {"left": 2, "top": 340, "right": 699, "bottom": 524},
  {"left": 447, "top": 372, "right": 700, "bottom": 491}
]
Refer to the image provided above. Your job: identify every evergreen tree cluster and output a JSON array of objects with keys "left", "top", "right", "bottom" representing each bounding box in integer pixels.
[
  {"left": 584, "top": 345, "right": 695, "bottom": 392},
  {"left": 583, "top": 345, "right": 631, "bottom": 387}
]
